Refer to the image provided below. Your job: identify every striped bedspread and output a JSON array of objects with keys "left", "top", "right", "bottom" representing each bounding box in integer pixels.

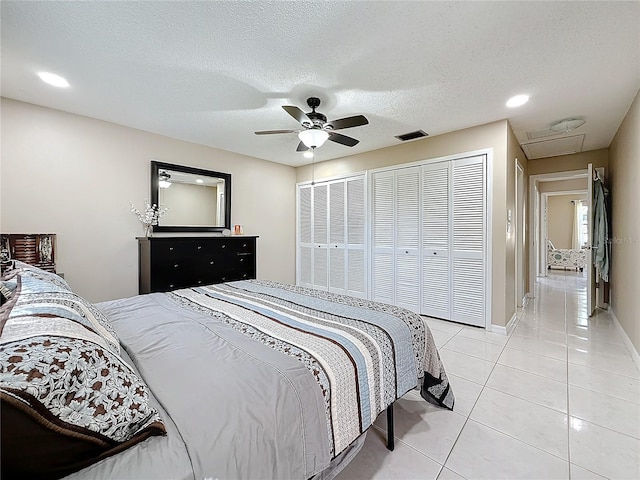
[{"left": 168, "top": 280, "right": 454, "bottom": 456}]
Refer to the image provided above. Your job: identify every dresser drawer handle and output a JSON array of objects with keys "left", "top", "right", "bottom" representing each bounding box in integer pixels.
[
  {"left": 173, "top": 264, "right": 179, "bottom": 268},
  {"left": 197, "top": 280, "right": 202, "bottom": 284},
  {"left": 240, "top": 258, "right": 244, "bottom": 262},
  {"left": 209, "top": 261, "right": 214, "bottom": 265},
  {"left": 169, "top": 284, "right": 175, "bottom": 288},
  {"left": 222, "top": 245, "right": 226, "bottom": 248},
  {"left": 242, "top": 243, "right": 247, "bottom": 247},
  {"left": 197, "top": 246, "right": 202, "bottom": 250},
  {"left": 169, "top": 247, "right": 174, "bottom": 251},
  {"left": 242, "top": 273, "right": 247, "bottom": 278}
]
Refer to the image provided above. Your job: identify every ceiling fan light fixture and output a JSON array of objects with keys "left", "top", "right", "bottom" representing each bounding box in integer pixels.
[
  {"left": 303, "top": 151, "right": 314, "bottom": 159},
  {"left": 550, "top": 118, "right": 586, "bottom": 133},
  {"left": 298, "top": 129, "right": 329, "bottom": 149}
]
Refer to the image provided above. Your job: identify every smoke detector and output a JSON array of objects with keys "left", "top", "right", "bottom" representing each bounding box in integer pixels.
[{"left": 549, "top": 118, "right": 586, "bottom": 133}]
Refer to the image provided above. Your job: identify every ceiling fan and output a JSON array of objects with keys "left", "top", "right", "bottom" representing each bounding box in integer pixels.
[{"left": 255, "top": 97, "right": 369, "bottom": 151}]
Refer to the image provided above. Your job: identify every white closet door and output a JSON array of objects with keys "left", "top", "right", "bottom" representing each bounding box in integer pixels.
[
  {"left": 451, "top": 156, "right": 485, "bottom": 326},
  {"left": 372, "top": 171, "right": 395, "bottom": 303},
  {"left": 312, "top": 183, "right": 329, "bottom": 289},
  {"left": 297, "top": 175, "right": 367, "bottom": 295},
  {"left": 395, "top": 167, "right": 421, "bottom": 313},
  {"left": 346, "top": 176, "right": 367, "bottom": 297},
  {"left": 328, "top": 181, "right": 346, "bottom": 293},
  {"left": 421, "top": 162, "right": 451, "bottom": 319},
  {"left": 297, "top": 185, "right": 313, "bottom": 287}
]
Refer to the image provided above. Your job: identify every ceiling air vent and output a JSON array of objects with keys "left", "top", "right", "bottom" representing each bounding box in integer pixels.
[{"left": 395, "top": 130, "right": 429, "bottom": 142}]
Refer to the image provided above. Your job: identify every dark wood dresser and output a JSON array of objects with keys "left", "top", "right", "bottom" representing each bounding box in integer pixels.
[{"left": 138, "top": 236, "right": 258, "bottom": 294}]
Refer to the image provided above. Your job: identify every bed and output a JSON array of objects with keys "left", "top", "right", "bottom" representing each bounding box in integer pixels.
[
  {"left": 1, "top": 261, "right": 454, "bottom": 480},
  {"left": 547, "top": 239, "right": 586, "bottom": 271}
]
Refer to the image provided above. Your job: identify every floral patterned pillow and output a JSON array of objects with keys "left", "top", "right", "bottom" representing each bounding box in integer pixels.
[{"left": 0, "top": 272, "right": 166, "bottom": 478}]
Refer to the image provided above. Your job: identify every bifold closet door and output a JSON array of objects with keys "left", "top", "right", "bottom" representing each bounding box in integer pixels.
[
  {"left": 313, "top": 183, "right": 329, "bottom": 289},
  {"left": 451, "top": 156, "right": 485, "bottom": 326},
  {"left": 298, "top": 185, "right": 313, "bottom": 288},
  {"left": 328, "top": 181, "right": 346, "bottom": 293},
  {"left": 395, "top": 167, "right": 421, "bottom": 313},
  {"left": 297, "top": 176, "right": 367, "bottom": 297},
  {"left": 371, "top": 171, "right": 395, "bottom": 304},
  {"left": 371, "top": 167, "right": 421, "bottom": 313},
  {"left": 421, "top": 162, "right": 451, "bottom": 319},
  {"left": 346, "top": 177, "right": 367, "bottom": 298}
]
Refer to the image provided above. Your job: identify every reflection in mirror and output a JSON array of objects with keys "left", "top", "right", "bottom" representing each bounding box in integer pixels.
[{"left": 151, "top": 161, "right": 231, "bottom": 232}]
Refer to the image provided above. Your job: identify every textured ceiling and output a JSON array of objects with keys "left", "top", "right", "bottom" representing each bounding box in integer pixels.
[{"left": 1, "top": 1, "right": 639, "bottom": 167}]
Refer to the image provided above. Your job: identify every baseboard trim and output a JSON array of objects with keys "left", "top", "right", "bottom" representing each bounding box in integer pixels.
[
  {"left": 491, "top": 312, "right": 518, "bottom": 336},
  {"left": 608, "top": 306, "right": 640, "bottom": 371}
]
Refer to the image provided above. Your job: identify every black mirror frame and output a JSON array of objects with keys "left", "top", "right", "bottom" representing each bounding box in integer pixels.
[{"left": 150, "top": 161, "right": 231, "bottom": 233}]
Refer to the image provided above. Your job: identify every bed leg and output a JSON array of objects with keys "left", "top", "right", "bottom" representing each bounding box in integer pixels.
[{"left": 386, "top": 403, "right": 394, "bottom": 451}]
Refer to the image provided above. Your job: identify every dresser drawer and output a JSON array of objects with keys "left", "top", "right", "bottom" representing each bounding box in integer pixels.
[{"left": 152, "top": 240, "right": 212, "bottom": 259}]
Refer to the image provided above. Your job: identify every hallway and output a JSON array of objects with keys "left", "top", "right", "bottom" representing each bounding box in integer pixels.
[{"left": 336, "top": 271, "right": 640, "bottom": 479}]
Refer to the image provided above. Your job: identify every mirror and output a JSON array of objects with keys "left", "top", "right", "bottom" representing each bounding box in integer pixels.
[{"left": 151, "top": 161, "right": 231, "bottom": 232}]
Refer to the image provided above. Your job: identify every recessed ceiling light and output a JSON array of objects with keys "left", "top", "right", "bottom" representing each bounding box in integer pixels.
[
  {"left": 303, "top": 151, "right": 314, "bottom": 159},
  {"left": 37, "top": 71, "right": 69, "bottom": 88},
  {"left": 506, "top": 94, "right": 529, "bottom": 108},
  {"left": 196, "top": 178, "right": 204, "bottom": 184}
]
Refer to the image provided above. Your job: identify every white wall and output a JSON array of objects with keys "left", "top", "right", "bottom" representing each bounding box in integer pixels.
[
  {"left": 0, "top": 98, "right": 296, "bottom": 302},
  {"left": 609, "top": 88, "right": 640, "bottom": 354},
  {"left": 547, "top": 194, "right": 587, "bottom": 249}
]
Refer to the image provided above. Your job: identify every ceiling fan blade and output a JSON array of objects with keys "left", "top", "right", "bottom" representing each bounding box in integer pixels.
[
  {"left": 283, "top": 105, "right": 312, "bottom": 126},
  {"left": 296, "top": 141, "right": 309, "bottom": 152},
  {"left": 254, "top": 129, "right": 297, "bottom": 135},
  {"left": 328, "top": 132, "right": 359, "bottom": 147},
  {"left": 326, "top": 115, "right": 369, "bottom": 130}
]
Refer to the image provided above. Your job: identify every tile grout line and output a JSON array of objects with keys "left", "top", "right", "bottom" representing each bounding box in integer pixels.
[
  {"left": 564, "top": 271, "right": 574, "bottom": 478},
  {"left": 436, "top": 322, "right": 512, "bottom": 477}
]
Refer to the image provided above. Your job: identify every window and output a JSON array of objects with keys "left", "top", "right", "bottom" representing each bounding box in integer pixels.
[{"left": 579, "top": 204, "right": 589, "bottom": 248}]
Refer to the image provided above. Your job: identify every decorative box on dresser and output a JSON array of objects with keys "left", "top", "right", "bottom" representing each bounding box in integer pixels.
[{"left": 138, "top": 236, "right": 258, "bottom": 294}]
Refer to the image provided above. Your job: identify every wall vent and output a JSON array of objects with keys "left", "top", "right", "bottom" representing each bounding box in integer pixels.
[{"left": 395, "top": 130, "right": 429, "bottom": 141}]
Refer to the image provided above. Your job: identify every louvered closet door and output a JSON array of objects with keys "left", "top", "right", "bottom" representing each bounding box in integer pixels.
[
  {"left": 313, "top": 183, "right": 329, "bottom": 289},
  {"left": 395, "top": 167, "right": 421, "bottom": 313},
  {"left": 372, "top": 172, "right": 395, "bottom": 304},
  {"left": 451, "top": 156, "right": 485, "bottom": 326},
  {"left": 421, "top": 162, "right": 451, "bottom": 319},
  {"left": 346, "top": 176, "right": 367, "bottom": 298},
  {"left": 328, "top": 180, "right": 346, "bottom": 293},
  {"left": 297, "top": 185, "right": 313, "bottom": 287}
]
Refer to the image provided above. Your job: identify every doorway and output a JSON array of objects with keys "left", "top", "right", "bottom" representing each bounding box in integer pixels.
[
  {"left": 528, "top": 170, "right": 590, "bottom": 301},
  {"left": 515, "top": 161, "right": 525, "bottom": 307}
]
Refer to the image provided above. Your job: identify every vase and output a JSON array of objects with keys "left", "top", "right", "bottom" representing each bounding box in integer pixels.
[{"left": 144, "top": 224, "right": 153, "bottom": 238}]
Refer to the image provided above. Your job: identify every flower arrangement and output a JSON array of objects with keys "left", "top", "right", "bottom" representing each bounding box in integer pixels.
[{"left": 130, "top": 201, "right": 168, "bottom": 237}]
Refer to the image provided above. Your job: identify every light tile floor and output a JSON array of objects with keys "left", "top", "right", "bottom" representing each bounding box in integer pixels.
[{"left": 335, "top": 271, "right": 640, "bottom": 479}]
